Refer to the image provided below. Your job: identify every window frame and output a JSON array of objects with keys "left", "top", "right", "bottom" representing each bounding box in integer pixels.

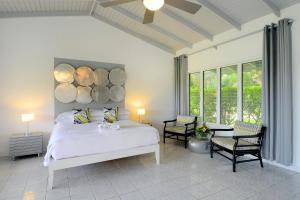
[{"left": 189, "top": 58, "right": 262, "bottom": 124}]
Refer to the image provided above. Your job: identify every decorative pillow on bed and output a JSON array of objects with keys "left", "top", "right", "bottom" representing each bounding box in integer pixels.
[
  {"left": 104, "top": 106, "right": 119, "bottom": 123},
  {"left": 73, "top": 108, "right": 91, "bottom": 124}
]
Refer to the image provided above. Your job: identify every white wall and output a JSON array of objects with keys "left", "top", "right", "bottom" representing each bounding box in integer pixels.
[
  {"left": 0, "top": 16, "right": 175, "bottom": 156},
  {"left": 178, "top": 4, "right": 300, "bottom": 169}
]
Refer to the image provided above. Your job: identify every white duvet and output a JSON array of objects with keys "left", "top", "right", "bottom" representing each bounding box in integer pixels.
[{"left": 44, "top": 120, "right": 160, "bottom": 166}]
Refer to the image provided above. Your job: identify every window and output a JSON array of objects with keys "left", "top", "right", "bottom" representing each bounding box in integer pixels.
[
  {"left": 189, "top": 73, "right": 200, "bottom": 118},
  {"left": 242, "top": 61, "right": 263, "bottom": 124},
  {"left": 203, "top": 69, "right": 217, "bottom": 123},
  {"left": 188, "top": 60, "right": 263, "bottom": 125},
  {"left": 221, "top": 65, "right": 238, "bottom": 125}
]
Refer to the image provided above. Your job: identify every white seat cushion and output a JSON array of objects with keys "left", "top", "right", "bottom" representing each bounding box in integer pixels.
[
  {"left": 165, "top": 126, "right": 186, "bottom": 134},
  {"left": 212, "top": 137, "right": 259, "bottom": 151}
]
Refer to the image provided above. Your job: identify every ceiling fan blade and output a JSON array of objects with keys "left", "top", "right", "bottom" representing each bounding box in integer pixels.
[
  {"left": 143, "top": 9, "right": 155, "bottom": 24},
  {"left": 165, "top": 0, "right": 201, "bottom": 14},
  {"left": 100, "top": 0, "right": 137, "bottom": 7}
]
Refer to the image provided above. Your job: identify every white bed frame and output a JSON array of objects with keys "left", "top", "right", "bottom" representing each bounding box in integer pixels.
[{"left": 47, "top": 143, "right": 160, "bottom": 190}]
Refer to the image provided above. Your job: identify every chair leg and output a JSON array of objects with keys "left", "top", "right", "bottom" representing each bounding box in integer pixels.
[
  {"left": 184, "top": 136, "right": 188, "bottom": 148},
  {"left": 232, "top": 152, "right": 236, "bottom": 172},
  {"left": 258, "top": 153, "right": 264, "bottom": 168},
  {"left": 210, "top": 143, "right": 214, "bottom": 158},
  {"left": 163, "top": 132, "right": 166, "bottom": 144}
]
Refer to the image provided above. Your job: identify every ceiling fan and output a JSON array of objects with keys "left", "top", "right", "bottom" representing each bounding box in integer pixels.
[{"left": 100, "top": 0, "right": 202, "bottom": 24}]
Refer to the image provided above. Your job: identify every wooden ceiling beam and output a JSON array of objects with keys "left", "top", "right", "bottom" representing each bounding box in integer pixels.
[
  {"left": 161, "top": 7, "right": 213, "bottom": 41},
  {"left": 261, "top": 0, "right": 281, "bottom": 17},
  {"left": 195, "top": 0, "right": 241, "bottom": 31},
  {"left": 93, "top": 13, "right": 176, "bottom": 54},
  {"left": 112, "top": 6, "right": 193, "bottom": 48}
]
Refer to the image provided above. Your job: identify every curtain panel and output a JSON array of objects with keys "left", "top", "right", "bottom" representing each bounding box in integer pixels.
[
  {"left": 262, "top": 18, "right": 293, "bottom": 165},
  {"left": 174, "top": 55, "right": 189, "bottom": 116}
]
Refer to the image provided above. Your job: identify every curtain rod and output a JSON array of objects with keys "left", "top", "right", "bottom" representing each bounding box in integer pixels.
[{"left": 187, "top": 19, "right": 294, "bottom": 56}]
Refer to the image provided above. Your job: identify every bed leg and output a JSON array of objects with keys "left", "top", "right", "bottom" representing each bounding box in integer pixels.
[
  {"left": 47, "top": 167, "right": 54, "bottom": 191},
  {"left": 155, "top": 145, "right": 160, "bottom": 165}
]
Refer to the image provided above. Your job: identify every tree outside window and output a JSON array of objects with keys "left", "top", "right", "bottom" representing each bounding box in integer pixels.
[
  {"left": 189, "top": 73, "right": 200, "bottom": 119},
  {"left": 221, "top": 66, "right": 238, "bottom": 125},
  {"left": 242, "top": 61, "right": 263, "bottom": 124},
  {"left": 203, "top": 69, "right": 217, "bottom": 123}
]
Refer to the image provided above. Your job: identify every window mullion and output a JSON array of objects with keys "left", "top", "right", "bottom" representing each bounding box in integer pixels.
[
  {"left": 216, "top": 68, "right": 221, "bottom": 124},
  {"left": 237, "top": 63, "right": 243, "bottom": 121},
  {"left": 200, "top": 71, "right": 204, "bottom": 122}
]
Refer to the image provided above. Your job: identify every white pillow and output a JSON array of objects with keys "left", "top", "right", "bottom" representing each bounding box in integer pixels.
[
  {"left": 55, "top": 111, "right": 75, "bottom": 124},
  {"left": 90, "top": 109, "right": 104, "bottom": 122},
  {"left": 118, "top": 108, "right": 130, "bottom": 120}
]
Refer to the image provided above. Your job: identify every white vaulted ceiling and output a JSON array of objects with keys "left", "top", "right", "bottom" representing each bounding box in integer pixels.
[{"left": 0, "top": 0, "right": 299, "bottom": 53}]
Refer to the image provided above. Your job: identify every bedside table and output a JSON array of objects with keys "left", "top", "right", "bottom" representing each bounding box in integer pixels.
[{"left": 9, "top": 132, "right": 43, "bottom": 160}]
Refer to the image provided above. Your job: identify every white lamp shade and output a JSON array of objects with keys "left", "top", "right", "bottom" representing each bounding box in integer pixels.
[
  {"left": 137, "top": 108, "right": 146, "bottom": 116},
  {"left": 21, "top": 113, "right": 34, "bottom": 122},
  {"left": 143, "top": 0, "right": 164, "bottom": 11}
]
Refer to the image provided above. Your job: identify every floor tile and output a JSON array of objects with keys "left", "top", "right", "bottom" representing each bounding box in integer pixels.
[{"left": 0, "top": 141, "right": 299, "bottom": 200}]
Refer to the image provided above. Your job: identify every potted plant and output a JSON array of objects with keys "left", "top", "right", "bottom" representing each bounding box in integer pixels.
[{"left": 196, "top": 123, "right": 210, "bottom": 140}]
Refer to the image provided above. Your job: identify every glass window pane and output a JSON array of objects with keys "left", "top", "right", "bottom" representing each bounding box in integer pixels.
[
  {"left": 189, "top": 73, "right": 200, "bottom": 118},
  {"left": 204, "top": 69, "right": 217, "bottom": 123},
  {"left": 242, "top": 60, "right": 263, "bottom": 124},
  {"left": 221, "top": 65, "right": 238, "bottom": 125}
]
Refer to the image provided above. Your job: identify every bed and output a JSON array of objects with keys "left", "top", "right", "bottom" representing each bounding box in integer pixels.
[{"left": 44, "top": 111, "right": 160, "bottom": 190}]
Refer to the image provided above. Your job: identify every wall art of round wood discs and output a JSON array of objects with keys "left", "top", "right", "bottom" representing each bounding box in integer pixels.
[
  {"left": 93, "top": 68, "right": 109, "bottom": 86},
  {"left": 109, "top": 68, "right": 126, "bottom": 86},
  {"left": 76, "top": 86, "right": 93, "bottom": 104},
  {"left": 55, "top": 83, "right": 77, "bottom": 103},
  {"left": 54, "top": 64, "right": 75, "bottom": 83},
  {"left": 109, "top": 85, "right": 125, "bottom": 102},
  {"left": 75, "top": 66, "right": 94, "bottom": 86},
  {"left": 91, "top": 86, "right": 110, "bottom": 104}
]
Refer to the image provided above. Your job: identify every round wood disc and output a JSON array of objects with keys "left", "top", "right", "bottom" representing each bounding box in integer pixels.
[
  {"left": 55, "top": 83, "right": 77, "bottom": 103},
  {"left": 109, "top": 86, "right": 125, "bottom": 102},
  {"left": 91, "top": 86, "right": 110, "bottom": 104},
  {"left": 109, "top": 68, "right": 126, "bottom": 85},
  {"left": 93, "top": 68, "right": 109, "bottom": 86},
  {"left": 76, "top": 86, "right": 93, "bottom": 104},
  {"left": 75, "top": 66, "right": 94, "bottom": 86},
  {"left": 54, "top": 64, "right": 75, "bottom": 83}
]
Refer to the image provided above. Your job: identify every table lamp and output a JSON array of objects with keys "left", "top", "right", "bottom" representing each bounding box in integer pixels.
[
  {"left": 21, "top": 113, "right": 34, "bottom": 136},
  {"left": 137, "top": 108, "right": 145, "bottom": 123}
]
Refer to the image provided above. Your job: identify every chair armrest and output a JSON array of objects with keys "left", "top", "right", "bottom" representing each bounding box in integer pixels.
[
  {"left": 213, "top": 135, "right": 233, "bottom": 138},
  {"left": 163, "top": 119, "right": 177, "bottom": 124},
  {"left": 184, "top": 122, "right": 196, "bottom": 127},
  {"left": 232, "top": 134, "right": 260, "bottom": 139},
  {"left": 210, "top": 128, "right": 234, "bottom": 138}
]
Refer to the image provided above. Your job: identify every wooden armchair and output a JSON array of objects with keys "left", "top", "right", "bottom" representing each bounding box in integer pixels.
[
  {"left": 210, "top": 121, "right": 265, "bottom": 172},
  {"left": 163, "top": 116, "right": 197, "bottom": 148}
]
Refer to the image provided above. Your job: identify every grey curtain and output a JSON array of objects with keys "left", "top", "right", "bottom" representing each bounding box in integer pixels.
[
  {"left": 174, "top": 55, "right": 188, "bottom": 115},
  {"left": 263, "top": 18, "right": 293, "bottom": 165}
]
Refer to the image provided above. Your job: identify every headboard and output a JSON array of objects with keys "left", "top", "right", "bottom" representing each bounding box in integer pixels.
[{"left": 54, "top": 57, "right": 125, "bottom": 117}]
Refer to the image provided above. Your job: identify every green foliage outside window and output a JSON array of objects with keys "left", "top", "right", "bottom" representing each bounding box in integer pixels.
[
  {"left": 188, "top": 60, "right": 262, "bottom": 125},
  {"left": 242, "top": 61, "right": 263, "bottom": 124},
  {"left": 204, "top": 69, "right": 217, "bottom": 123},
  {"left": 189, "top": 73, "right": 200, "bottom": 119},
  {"left": 221, "top": 66, "right": 238, "bottom": 125}
]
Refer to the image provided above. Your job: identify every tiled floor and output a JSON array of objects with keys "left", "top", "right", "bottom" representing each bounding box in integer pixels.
[{"left": 0, "top": 141, "right": 300, "bottom": 200}]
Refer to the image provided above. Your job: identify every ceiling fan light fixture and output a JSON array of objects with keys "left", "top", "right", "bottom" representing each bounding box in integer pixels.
[{"left": 143, "top": 0, "right": 164, "bottom": 11}]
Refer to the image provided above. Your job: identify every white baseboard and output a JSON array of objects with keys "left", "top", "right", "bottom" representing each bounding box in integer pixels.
[{"left": 262, "top": 159, "right": 300, "bottom": 173}]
